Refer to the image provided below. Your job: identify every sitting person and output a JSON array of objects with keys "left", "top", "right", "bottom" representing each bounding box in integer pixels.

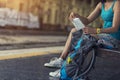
[{"left": 44, "top": 0, "right": 120, "bottom": 77}]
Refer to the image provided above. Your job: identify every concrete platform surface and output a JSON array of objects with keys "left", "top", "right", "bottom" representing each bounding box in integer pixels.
[
  {"left": 0, "top": 53, "right": 60, "bottom": 80},
  {"left": 0, "top": 35, "right": 67, "bottom": 45},
  {"left": 0, "top": 50, "right": 120, "bottom": 80},
  {"left": 0, "top": 46, "right": 64, "bottom": 60},
  {"left": 0, "top": 34, "right": 66, "bottom": 50}
]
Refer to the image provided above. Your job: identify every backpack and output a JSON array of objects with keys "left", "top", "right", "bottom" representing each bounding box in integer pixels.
[{"left": 60, "top": 30, "right": 97, "bottom": 80}]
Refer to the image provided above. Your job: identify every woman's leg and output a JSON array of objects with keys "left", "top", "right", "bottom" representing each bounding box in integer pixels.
[
  {"left": 60, "top": 28, "right": 77, "bottom": 59},
  {"left": 44, "top": 28, "right": 77, "bottom": 68}
]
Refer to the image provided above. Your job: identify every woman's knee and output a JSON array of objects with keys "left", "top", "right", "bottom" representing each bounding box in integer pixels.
[{"left": 70, "top": 28, "right": 77, "bottom": 33}]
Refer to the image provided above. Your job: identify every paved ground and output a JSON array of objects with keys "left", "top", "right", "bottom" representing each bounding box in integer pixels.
[
  {"left": 0, "top": 53, "right": 60, "bottom": 80},
  {"left": 0, "top": 52, "right": 120, "bottom": 80},
  {"left": 0, "top": 35, "right": 67, "bottom": 44},
  {"left": 0, "top": 34, "right": 67, "bottom": 50},
  {"left": 0, "top": 46, "right": 64, "bottom": 60},
  {"left": 0, "top": 46, "right": 62, "bottom": 80},
  {"left": 0, "top": 31, "right": 66, "bottom": 80}
]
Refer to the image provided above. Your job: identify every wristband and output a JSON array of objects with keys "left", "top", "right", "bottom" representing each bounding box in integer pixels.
[{"left": 96, "top": 28, "right": 101, "bottom": 34}]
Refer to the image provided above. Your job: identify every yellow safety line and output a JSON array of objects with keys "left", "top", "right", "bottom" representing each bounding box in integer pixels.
[{"left": 0, "top": 50, "right": 62, "bottom": 60}]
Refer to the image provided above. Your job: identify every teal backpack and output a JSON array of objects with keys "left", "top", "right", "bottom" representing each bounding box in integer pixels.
[{"left": 60, "top": 30, "right": 97, "bottom": 80}]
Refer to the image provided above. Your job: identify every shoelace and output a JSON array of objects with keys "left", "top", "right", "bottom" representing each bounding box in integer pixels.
[
  {"left": 50, "top": 57, "right": 58, "bottom": 62},
  {"left": 54, "top": 70, "right": 60, "bottom": 77}
]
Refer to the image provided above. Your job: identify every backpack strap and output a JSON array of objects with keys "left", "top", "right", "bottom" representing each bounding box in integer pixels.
[{"left": 73, "top": 49, "right": 96, "bottom": 80}]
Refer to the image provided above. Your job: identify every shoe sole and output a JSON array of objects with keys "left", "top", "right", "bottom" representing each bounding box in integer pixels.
[{"left": 49, "top": 73, "right": 60, "bottom": 78}]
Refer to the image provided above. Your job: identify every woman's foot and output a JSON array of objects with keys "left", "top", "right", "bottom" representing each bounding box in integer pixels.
[
  {"left": 49, "top": 69, "right": 86, "bottom": 80},
  {"left": 49, "top": 69, "right": 60, "bottom": 78},
  {"left": 44, "top": 57, "right": 63, "bottom": 68}
]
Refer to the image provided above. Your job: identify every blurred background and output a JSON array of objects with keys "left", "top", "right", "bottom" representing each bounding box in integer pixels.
[
  {"left": 0, "top": 1, "right": 120, "bottom": 80},
  {"left": 0, "top": 0, "right": 102, "bottom": 32},
  {"left": 0, "top": 0, "right": 103, "bottom": 50}
]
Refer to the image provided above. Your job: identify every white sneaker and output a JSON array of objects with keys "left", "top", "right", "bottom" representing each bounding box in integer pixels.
[
  {"left": 49, "top": 69, "right": 86, "bottom": 79},
  {"left": 44, "top": 57, "right": 63, "bottom": 68},
  {"left": 49, "top": 69, "right": 60, "bottom": 78}
]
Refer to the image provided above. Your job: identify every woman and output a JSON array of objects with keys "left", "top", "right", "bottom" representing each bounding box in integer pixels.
[{"left": 44, "top": 0, "right": 120, "bottom": 77}]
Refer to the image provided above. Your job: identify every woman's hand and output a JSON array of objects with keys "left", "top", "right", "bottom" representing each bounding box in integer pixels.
[
  {"left": 69, "top": 12, "right": 90, "bottom": 25},
  {"left": 83, "top": 26, "right": 96, "bottom": 34},
  {"left": 69, "top": 12, "right": 80, "bottom": 21}
]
